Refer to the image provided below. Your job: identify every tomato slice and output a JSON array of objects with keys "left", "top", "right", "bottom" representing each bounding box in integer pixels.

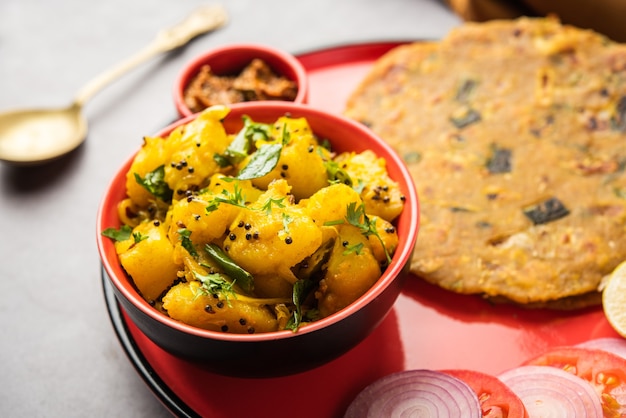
[
  {"left": 524, "top": 346, "right": 626, "bottom": 418},
  {"left": 442, "top": 369, "right": 529, "bottom": 418}
]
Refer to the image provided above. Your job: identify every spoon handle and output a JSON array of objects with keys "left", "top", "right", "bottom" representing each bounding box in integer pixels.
[{"left": 73, "top": 4, "right": 228, "bottom": 106}]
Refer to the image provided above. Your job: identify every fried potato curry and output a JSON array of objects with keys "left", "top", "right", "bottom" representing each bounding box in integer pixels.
[{"left": 103, "top": 106, "right": 404, "bottom": 333}]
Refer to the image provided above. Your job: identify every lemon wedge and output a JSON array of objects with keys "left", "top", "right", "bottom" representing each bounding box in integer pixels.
[{"left": 602, "top": 261, "right": 626, "bottom": 338}]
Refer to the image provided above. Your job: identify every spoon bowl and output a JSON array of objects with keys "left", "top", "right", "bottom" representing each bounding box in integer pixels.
[
  {"left": 0, "top": 5, "right": 228, "bottom": 166},
  {"left": 0, "top": 103, "right": 86, "bottom": 165}
]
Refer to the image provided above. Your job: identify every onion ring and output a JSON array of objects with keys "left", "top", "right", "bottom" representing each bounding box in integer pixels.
[
  {"left": 576, "top": 337, "right": 626, "bottom": 360},
  {"left": 498, "top": 365, "right": 602, "bottom": 417},
  {"left": 344, "top": 369, "right": 481, "bottom": 417}
]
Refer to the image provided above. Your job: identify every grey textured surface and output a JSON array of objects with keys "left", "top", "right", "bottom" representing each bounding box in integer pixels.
[{"left": 0, "top": 1, "right": 459, "bottom": 416}]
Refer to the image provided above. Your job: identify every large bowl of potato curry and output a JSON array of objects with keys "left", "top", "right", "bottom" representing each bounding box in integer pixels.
[{"left": 97, "top": 102, "right": 419, "bottom": 377}]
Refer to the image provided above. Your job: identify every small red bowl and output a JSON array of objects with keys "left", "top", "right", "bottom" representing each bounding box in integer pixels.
[
  {"left": 97, "top": 102, "right": 419, "bottom": 377},
  {"left": 173, "top": 43, "right": 309, "bottom": 118}
]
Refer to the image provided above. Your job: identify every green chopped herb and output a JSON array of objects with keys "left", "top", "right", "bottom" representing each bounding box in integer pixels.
[
  {"left": 178, "top": 228, "right": 197, "bottom": 256},
  {"left": 134, "top": 165, "right": 173, "bottom": 202},
  {"left": 285, "top": 279, "right": 316, "bottom": 332},
  {"left": 323, "top": 219, "right": 345, "bottom": 226},
  {"left": 343, "top": 242, "right": 364, "bottom": 256},
  {"left": 352, "top": 179, "right": 366, "bottom": 194},
  {"left": 101, "top": 225, "right": 132, "bottom": 242},
  {"left": 205, "top": 183, "right": 248, "bottom": 213},
  {"left": 282, "top": 212, "right": 293, "bottom": 234},
  {"left": 294, "top": 238, "right": 335, "bottom": 281},
  {"left": 322, "top": 203, "right": 392, "bottom": 264},
  {"left": 455, "top": 78, "right": 477, "bottom": 102},
  {"left": 611, "top": 96, "right": 626, "bottom": 132},
  {"left": 237, "top": 143, "right": 283, "bottom": 180},
  {"left": 213, "top": 153, "right": 231, "bottom": 168},
  {"left": 486, "top": 145, "right": 512, "bottom": 174},
  {"left": 204, "top": 243, "right": 254, "bottom": 293},
  {"left": 345, "top": 202, "right": 392, "bottom": 265},
  {"left": 132, "top": 232, "right": 148, "bottom": 244},
  {"left": 404, "top": 151, "right": 422, "bottom": 164},
  {"left": 614, "top": 187, "right": 626, "bottom": 199},
  {"left": 319, "top": 138, "right": 332, "bottom": 151},
  {"left": 450, "top": 108, "right": 481, "bottom": 129},
  {"left": 215, "top": 116, "right": 273, "bottom": 168},
  {"left": 193, "top": 271, "right": 236, "bottom": 305},
  {"left": 324, "top": 159, "right": 353, "bottom": 186},
  {"left": 261, "top": 197, "right": 285, "bottom": 214},
  {"left": 523, "top": 197, "right": 570, "bottom": 225}
]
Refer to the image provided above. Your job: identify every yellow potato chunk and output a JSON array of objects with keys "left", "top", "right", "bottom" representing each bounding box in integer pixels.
[
  {"left": 125, "top": 136, "right": 169, "bottom": 208},
  {"left": 249, "top": 117, "right": 330, "bottom": 200},
  {"left": 169, "top": 196, "right": 234, "bottom": 249},
  {"left": 305, "top": 183, "right": 363, "bottom": 225},
  {"left": 334, "top": 150, "right": 404, "bottom": 222},
  {"left": 125, "top": 106, "right": 232, "bottom": 207},
  {"left": 368, "top": 215, "right": 400, "bottom": 265},
  {"left": 115, "top": 221, "right": 180, "bottom": 302},
  {"left": 316, "top": 225, "right": 381, "bottom": 317},
  {"left": 162, "top": 106, "right": 232, "bottom": 194},
  {"left": 163, "top": 281, "right": 279, "bottom": 334},
  {"left": 226, "top": 180, "right": 323, "bottom": 283}
]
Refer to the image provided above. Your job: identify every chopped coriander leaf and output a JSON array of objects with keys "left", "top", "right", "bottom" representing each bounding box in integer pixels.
[
  {"left": 352, "top": 179, "right": 366, "bottom": 194},
  {"left": 132, "top": 232, "right": 148, "bottom": 244},
  {"left": 193, "top": 271, "right": 236, "bottom": 305},
  {"left": 213, "top": 153, "right": 231, "bottom": 168},
  {"left": 346, "top": 202, "right": 392, "bottom": 265},
  {"left": 205, "top": 183, "right": 248, "bottom": 213},
  {"left": 261, "top": 197, "right": 285, "bottom": 214},
  {"left": 343, "top": 242, "right": 364, "bottom": 256},
  {"left": 102, "top": 225, "right": 132, "bottom": 242},
  {"left": 282, "top": 212, "right": 293, "bottom": 234},
  {"left": 134, "top": 165, "right": 173, "bottom": 202},
  {"left": 178, "top": 228, "right": 197, "bottom": 256}
]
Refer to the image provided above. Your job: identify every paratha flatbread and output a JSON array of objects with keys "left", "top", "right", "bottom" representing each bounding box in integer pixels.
[{"left": 345, "top": 17, "right": 626, "bottom": 308}]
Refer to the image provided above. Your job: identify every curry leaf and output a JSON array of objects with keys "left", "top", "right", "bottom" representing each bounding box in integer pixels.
[
  {"left": 217, "top": 116, "right": 273, "bottom": 167},
  {"left": 204, "top": 243, "right": 254, "bottom": 293},
  {"left": 237, "top": 143, "right": 283, "bottom": 180},
  {"left": 285, "top": 279, "right": 316, "bottom": 332}
]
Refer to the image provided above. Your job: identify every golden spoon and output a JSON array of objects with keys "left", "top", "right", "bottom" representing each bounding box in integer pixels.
[{"left": 0, "top": 4, "right": 228, "bottom": 165}]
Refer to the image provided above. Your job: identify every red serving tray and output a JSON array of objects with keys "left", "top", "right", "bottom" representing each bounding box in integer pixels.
[{"left": 103, "top": 42, "right": 620, "bottom": 418}]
